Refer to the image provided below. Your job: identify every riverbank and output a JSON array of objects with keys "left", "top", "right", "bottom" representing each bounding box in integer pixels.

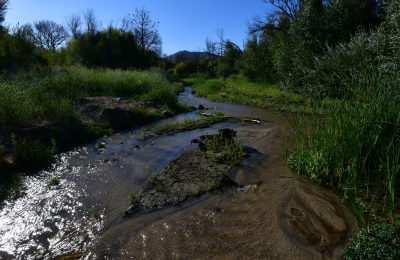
[
  {"left": 0, "top": 67, "right": 188, "bottom": 202},
  {"left": 184, "top": 74, "right": 310, "bottom": 113},
  {"left": 187, "top": 73, "right": 400, "bottom": 258},
  {"left": 0, "top": 86, "right": 358, "bottom": 259}
]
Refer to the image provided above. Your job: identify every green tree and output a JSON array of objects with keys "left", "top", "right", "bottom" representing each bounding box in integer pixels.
[
  {"left": 68, "top": 26, "right": 158, "bottom": 69},
  {"left": 216, "top": 41, "right": 242, "bottom": 78},
  {"left": 0, "top": 0, "right": 8, "bottom": 33},
  {"left": 238, "top": 35, "right": 275, "bottom": 82}
]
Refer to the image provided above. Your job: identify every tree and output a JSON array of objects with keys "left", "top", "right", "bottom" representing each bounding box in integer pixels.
[
  {"left": 265, "top": 0, "right": 303, "bottom": 21},
  {"left": 0, "top": 0, "right": 8, "bottom": 32},
  {"left": 1, "top": 23, "right": 45, "bottom": 71},
  {"left": 33, "top": 20, "right": 68, "bottom": 50},
  {"left": 218, "top": 41, "right": 242, "bottom": 77},
  {"left": 66, "top": 14, "right": 82, "bottom": 39},
  {"left": 122, "top": 8, "right": 162, "bottom": 54},
  {"left": 68, "top": 26, "right": 158, "bottom": 69},
  {"left": 83, "top": 9, "right": 99, "bottom": 35},
  {"left": 238, "top": 34, "right": 276, "bottom": 82}
]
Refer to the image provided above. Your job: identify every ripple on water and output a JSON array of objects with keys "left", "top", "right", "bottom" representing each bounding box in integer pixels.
[{"left": 0, "top": 149, "right": 103, "bottom": 259}]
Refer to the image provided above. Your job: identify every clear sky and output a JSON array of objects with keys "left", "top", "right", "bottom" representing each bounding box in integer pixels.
[{"left": 5, "top": 0, "right": 270, "bottom": 55}]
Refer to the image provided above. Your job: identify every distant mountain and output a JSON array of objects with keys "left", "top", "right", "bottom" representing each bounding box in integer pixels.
[{"left": 165, "top": 51, "right": 215, "bottom": 63}]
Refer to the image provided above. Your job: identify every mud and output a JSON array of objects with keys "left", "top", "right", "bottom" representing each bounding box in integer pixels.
[
  {"left": 0, "top": 87, "right": 356, "bottom": 259},
  {"left": 80, "top": 96, "right": 161, "bottom": 129},
  {"left": 126, "top": 129, "right": 242, "bottom": 213},
  {"left": 96, "top": 113, "right": 356, "bottom": 259}
]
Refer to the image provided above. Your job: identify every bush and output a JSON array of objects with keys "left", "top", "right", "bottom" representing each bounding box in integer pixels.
[{"left": 346, "top": 223, "right": 400, "bottom": 259}]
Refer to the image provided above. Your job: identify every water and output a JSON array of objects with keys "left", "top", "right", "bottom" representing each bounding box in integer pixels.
[
  {"left": 0, "top": 87, "right": 355, "bottom": 259},
  {"left": 0, "top": 87, "right": 247, "bottom": 259}
]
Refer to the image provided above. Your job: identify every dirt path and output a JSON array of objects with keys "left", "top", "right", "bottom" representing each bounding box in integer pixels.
[{"left": 0, "top": 87, "right": 356, "bottom": 259}]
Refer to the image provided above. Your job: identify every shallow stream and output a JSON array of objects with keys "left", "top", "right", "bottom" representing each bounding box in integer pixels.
[{"left": 0, "top": 87, "right": 356, "bottom": 259}]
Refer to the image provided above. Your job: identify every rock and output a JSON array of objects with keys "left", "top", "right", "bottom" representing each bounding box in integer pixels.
[
  {"left": 191, "top": 139, "right": 199, "bottom": 144},
  {"left": 198, "top": 104, "right": 206, "bottom": 110},
  {"left": 162, "top": 110, "right": 173, "bottom": 117}
]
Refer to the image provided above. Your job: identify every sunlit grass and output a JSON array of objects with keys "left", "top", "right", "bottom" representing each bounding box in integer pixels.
[
  {"left": 288, "top": 73, "right": 400, "bottom": 222},
  {"left": 186, "top": 74, "right": 309, "bottom": 112},
  {"left": 0, "top": 66, "right": 178, "bottom": 128}
]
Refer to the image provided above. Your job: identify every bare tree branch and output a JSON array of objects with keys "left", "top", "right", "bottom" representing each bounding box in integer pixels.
[
  {"left": 206, "top": 29, "right": 242, "bottom": 56},
  {"left": 83, "top": 9, "right": 99, "bottom": 35},
  {"left": 249, "top": 0, "right": 303, "bottom": 35},
  {"left": 263, "top": 0, "right": 303, "bottom": 21},
  {"left": 66, "top": 14, "right": 82, "bottom": 38},
  {"left": 33, "top": 20, "right": 68, "bottom": 50},
  {"left": 122, "top": 8, "right": 162, "bottom": 54}
]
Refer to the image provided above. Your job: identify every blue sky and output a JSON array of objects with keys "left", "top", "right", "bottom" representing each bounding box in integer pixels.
[{"left": 5, "top": 0, "right": 270, "bottom": 55}]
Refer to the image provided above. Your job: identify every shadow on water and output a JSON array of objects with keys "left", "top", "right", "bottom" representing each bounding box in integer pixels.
[{"left": 0, "top": 87, "right": 356, "bottom": 259}]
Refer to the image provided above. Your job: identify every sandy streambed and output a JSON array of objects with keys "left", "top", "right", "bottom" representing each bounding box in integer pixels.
[{"left": 0, "top": 87, "right": 355, "bottom": 259}]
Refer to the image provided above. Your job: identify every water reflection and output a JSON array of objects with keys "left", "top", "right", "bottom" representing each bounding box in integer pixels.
[
  {"left": 0, "top": 149, "right": 102, "bottom": 259},
  {"left": 0, "top": 87, "right": 277, "bottom": 259}
]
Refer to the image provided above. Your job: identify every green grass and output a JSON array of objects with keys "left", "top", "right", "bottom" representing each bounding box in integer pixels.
[
  {"left": 201, "top": 129, "right": 246, "bottom": 166},
  {"left": 48, "top": 177, "right": 61, "bottom": 187},
  {"left": 0, "top": 173, "right": 23, "bottom": 201},
  {"left": 185, "top": 74, "right": 309, "bottom": 112},
  {"left": 288, "top": 74, "right": 400, "bottom": 223},
  {"left": 0, "top": 66, "right": 183, "bottom": 202},
  {"left": 345, "top": 223, "right": 400, "bottom": 259},
  {"left": 153, "top": 112, "right": 226, "bottom": 135},
  {"left": 50, "top": 67, "right": 174, "bottom": 101},
  {"left": 96, "top": 142, "right": 106, "bottom": 149},
  {"left": 12, "top": 135, "right": 57, "bottom": 172},
  {"left": 0, "top": 66, "right": 179, "bottom": 129}
]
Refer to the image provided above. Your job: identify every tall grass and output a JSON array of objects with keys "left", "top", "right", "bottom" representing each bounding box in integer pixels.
[
  {"left": 187, "top": 74, "right": 307, "bottom": 112},
  {"left": 0, "top": 74, "right": 79, "bottom": 127},
  {"left": 50, "top": 66, "right": 174, "bottom": 100},
  {"left": 288, "top": 64, "right": 400, "bottom": 221},
  {"left": 288, "top": 2, "right": 400, "bottom": 221},
  {"left": 0, "top": 66, "right": 178, "bottom": 129}
]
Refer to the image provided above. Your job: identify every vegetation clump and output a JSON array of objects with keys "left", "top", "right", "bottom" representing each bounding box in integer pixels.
[
  {"left": 187, "top": 74, "right": 307, "bottom": 112},
  {"left": 48, "top": 177, "right": 61, "bottom": 187},
  {"left": 125, "top": 129, "right": 244, "bottom": 215},
  {"left": 345, "top": 224, "right": 400, "bottom": 260},
  {"left": 11, "top": 135, "right": 57, "bottom": 172},
  {"left": 153, "top": 112, "right": 226, "bottom": 135}
]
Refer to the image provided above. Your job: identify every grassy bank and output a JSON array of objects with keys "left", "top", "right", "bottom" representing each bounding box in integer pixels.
[
  {"left": 186, "top": 71, "right": 400, "bottom": 257},
  {"left": 184, "top": 74, "right": 309, "bottom": 112},
  {"left": 0, "top": 66, "right": 183, "bottom": 202},
  {"left": 0, "top": 66, "right": 179, "bottom": 128},
  {"left": 287, "top": 72, "right": 400, "bottom": 257},
  {"left": 288, "top": 81, "right": 400, "bottom": 221}
]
